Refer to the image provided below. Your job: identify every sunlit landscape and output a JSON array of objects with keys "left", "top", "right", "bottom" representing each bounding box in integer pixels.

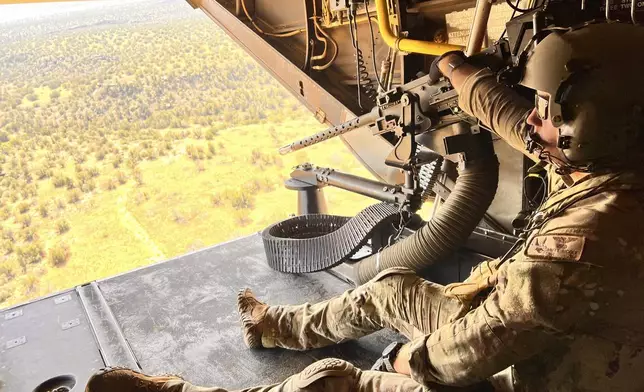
[{"left": 0, "top": 0, "right": 374, "bottom": 308}]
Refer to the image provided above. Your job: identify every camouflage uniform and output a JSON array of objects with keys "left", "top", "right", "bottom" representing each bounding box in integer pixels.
[{"left": 243, "top": 68, "right": 644, "bottom": 392}]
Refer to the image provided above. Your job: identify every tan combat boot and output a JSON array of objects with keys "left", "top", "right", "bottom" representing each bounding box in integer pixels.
[
  {"left": 237, "top": 288, "right": 268, "bottom": 349},
  {"left": 85, "top": 367, "right": 188, "bottom": 392}
]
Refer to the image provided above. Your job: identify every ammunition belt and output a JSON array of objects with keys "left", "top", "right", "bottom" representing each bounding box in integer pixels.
[{"left": 261, "top": 202, "right": 402, "bottom": 273}]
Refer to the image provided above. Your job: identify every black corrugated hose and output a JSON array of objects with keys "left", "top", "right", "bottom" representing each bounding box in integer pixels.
[{"left": 355, "top": 155, "right": 500, "bottom": 284}]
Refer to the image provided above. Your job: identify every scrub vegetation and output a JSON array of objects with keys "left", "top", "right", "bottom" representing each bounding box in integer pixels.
[{"left": 0, "top": 0, "right": 375, "bottom": 308}]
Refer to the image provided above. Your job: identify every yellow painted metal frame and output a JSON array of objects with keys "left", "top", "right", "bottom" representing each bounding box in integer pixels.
[{"left": 375, "top": 0, "right": 463, "bottom": 55}]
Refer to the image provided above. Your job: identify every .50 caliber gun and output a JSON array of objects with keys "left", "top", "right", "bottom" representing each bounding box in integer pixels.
[
  {"left": 279, "top": 77, "right": 468, "bottom": 167},
  {"left": 279, "top": 75, "right": 484, "bottom": 213}
]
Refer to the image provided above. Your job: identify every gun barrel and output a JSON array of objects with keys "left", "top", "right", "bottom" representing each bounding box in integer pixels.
[{"left": 279, "top": 109, "right": 379, "bottom": 155}]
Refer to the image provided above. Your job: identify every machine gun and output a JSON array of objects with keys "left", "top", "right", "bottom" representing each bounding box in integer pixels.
[
  {"left": 278, "top": 40, "right": 512, "bottom": 215},
  {"left": 279, "top": 76, "right": 467, "bottom": 214}
]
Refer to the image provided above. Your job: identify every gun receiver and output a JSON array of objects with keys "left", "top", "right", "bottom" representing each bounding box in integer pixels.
[{"left": 279, "top": 77, "right": 467, "bottom": 156}]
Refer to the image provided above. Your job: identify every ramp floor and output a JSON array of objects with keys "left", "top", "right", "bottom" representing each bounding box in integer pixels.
[
  {"left": 98, "top": 234, "right": 397, "bottom": 389},
  {"left": 2, "top": 234, "right": 398, "bottom": 392}
]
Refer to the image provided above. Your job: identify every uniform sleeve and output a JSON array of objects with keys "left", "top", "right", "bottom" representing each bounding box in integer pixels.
[
  {"left": 407, "top": 233, "right": 600, "bottom": 387},
  {"left": 458, "top": 68, "right": 535, "bottom": 159}
]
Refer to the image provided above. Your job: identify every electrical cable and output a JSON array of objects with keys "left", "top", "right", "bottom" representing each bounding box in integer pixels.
[
  {"left": 518, "top": 172, "right": 622, "bottom": 235},
  {"left": 504, "top": 0, "right": 547, "bottom": 13},
  {"left": 365, "top": 1, "right": 386, "bottom": 92},
  {"left": 498, "top": 6, "right": 518, "bottom": 40},
  {"left": 349, "top": 4, "right": 378, "bottom": 108},
  {"left": 522, "top": 174, "right": 547, "bottom": 209},
  {"left": 348, "top": 7, "right": 363, "bottom": 108},
  {"left": 240, "top": 0, "right": 305, "bottom": 37}
]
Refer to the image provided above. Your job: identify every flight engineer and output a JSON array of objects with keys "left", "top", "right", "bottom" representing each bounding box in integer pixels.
[{"left": 86, "top": 22, "right": 644, "bottom": 392}]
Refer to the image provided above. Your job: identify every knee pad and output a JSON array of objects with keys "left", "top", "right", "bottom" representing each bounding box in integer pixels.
[
  {"left": 294, "top": 358, "right": 359, "bottom": 389},
  {"left": 370, "top": 266, "right": 416, "bottom": 283}
]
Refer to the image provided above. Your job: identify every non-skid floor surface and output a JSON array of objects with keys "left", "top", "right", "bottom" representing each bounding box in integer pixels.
[{"left": 99, "top": 234, "right": 399, "bottom": 389}]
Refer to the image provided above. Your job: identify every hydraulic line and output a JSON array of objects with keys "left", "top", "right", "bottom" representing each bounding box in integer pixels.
[
  {"left": 312, "top": 20, "right": 338, "bottom": 70},
  {"left": 309, "top": 0, "right": 338, "bottom": 70},
  {"left": 374, "top": 0, "right": 463, "bottom": 55},
  {"left": 356, "top": 155, "right": 499, "bottom": 284}
]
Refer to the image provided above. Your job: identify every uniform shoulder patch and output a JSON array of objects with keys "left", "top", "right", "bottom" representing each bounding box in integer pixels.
[{"left": 525, "top": 234, "right": 586, "bottom": 261}]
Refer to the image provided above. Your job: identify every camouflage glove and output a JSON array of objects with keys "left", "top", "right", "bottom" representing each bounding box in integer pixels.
[
  {"left": 429, "top": 50, "right": 466, "bottom": 84},
  {"left": 444, "top": 258, "right": 502, "bottom": 303}
]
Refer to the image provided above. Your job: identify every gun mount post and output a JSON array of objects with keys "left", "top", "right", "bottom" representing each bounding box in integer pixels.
[
  {"left": 290, "top": 164, "right": 408, "bottom": 205},
  {"left": 285, "top": 177, "right": 328, "bottom": 215}
]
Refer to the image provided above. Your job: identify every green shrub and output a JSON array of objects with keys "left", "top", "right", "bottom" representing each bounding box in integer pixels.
[
  {"left": 55, "top": 219, "right": 71, "bottom": 234},
  {"left": 48, "top": 242, "right": 71, "bottom": 267},
  {"left": 16, "top": 242, "right": 44, "bottom": 266},
  {"left": 39, "top": 203, "right": 49, "bottom": 217},
  {"left": 133, "top": 168, "right": 144, "bottom": 186},
  {"left": 52, "top": 174, "right": 73, "bottom": 188},
  {"left": 80, "top": 179, "right": 96, "bottom": 193},
  {"left": 73, "top": 153, "right": 86, "bottom": 164},
  {"left": 101, "top": 178, "right": 117, "bottom": 191},
  {"left": 227, "top": 190, "right": 254, "bottom": 210},
  {"left": 0, "top": 257, "right": 21, "bottom": 280},
  {"left": 112, "top": 154, "right": 123, "bottom": 168},
  {"left": 0, "top": 287, "right": 11, "bottom": 304},
  {"left": 55, "top": 198, "right": 66, "bottom": 210},
  {"left": 115, "top": 171, "right": 127, "bottom": 184},
  {"left": 210, "top": 193, "right": 223, "bottom": 206},
  {"left": 1, "top": 239, "right": 14, "bottom": 255},
  {"left": 134, "top": 191, "right": 150, "bottom": 205},
  {"left": 16, "top": 201, "right": 30, "bottom": 214},
  {"left": 19, "top": 227, "right": 37, "bottom": 242},
  {"left": 17, "top": 214, "right": 32, "bottom": 228},
  {"left": 1, "top": 228, "right": 14, "bottom": 241},
  {"left": 233, "top": 209, "right": 252, "bottom": 227},
  {"left": 35, "top": 166, "right": 53, "bottom": 180},
  {"left": 205, "top": 128, "right": 218, "bottom": 140},
  {"left": 87, "top": 166, "right": 100, "bottom": 178},
  {"left": 67, "top": 189, "right": 82, "bottom": 204},
  {"left": 186, "top": 144, "right": 205, "bottom": 160},
  {"left": 20, "top": 274, "right": 39, "bottom": 296}
]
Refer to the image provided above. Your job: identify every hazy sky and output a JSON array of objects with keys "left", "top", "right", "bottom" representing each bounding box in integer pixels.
[{"left": 0, "top": 0, "right": 154, "bottom": 23}]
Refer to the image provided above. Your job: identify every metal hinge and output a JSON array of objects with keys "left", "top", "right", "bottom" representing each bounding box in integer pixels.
[{"left": 314, "top": 108, "right": 326, "bottom": 124}]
